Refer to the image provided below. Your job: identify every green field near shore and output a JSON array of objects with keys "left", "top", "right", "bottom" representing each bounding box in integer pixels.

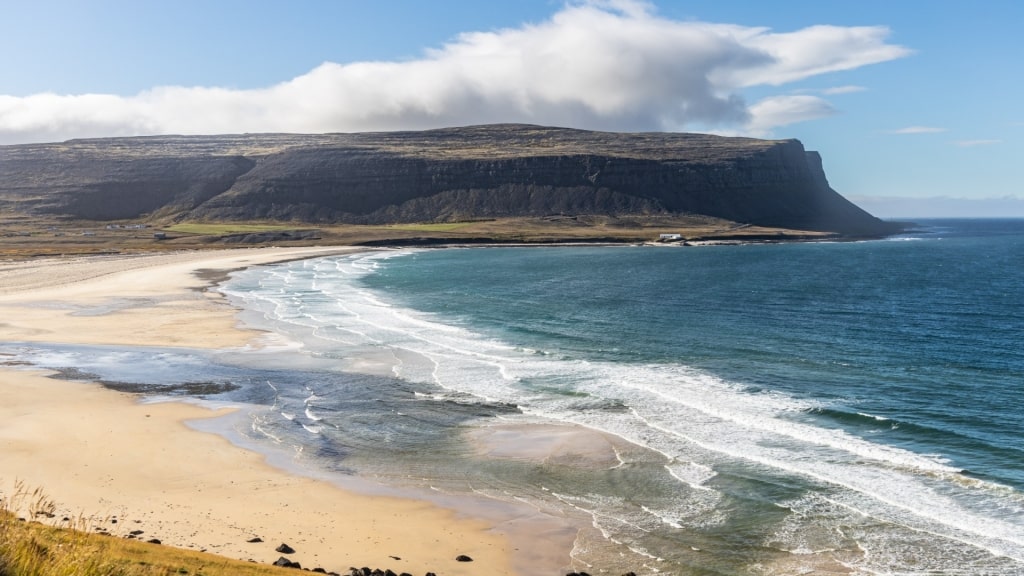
[
  {"left": 162, "top": 223, "right": 300, "bottom": 235},
  {"left": 385, "top": 222, "right": 475, "bottom": 232}
]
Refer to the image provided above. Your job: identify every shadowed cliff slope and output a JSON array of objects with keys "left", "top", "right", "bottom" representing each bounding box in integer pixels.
[{"left": 0, "top": 124, "right": 899, "bottom": 236}]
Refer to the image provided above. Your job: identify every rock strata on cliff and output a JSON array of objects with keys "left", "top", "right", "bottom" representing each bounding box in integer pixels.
[{"left": 0, "top": 124, "right": 899, "bottom": 236}]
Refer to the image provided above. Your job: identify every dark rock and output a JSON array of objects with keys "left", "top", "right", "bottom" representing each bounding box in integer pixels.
[
  {"left": 384, "top": 570, "right": 397, "bottom": 576},
  {"left": 129, "top": 530, "right": 144, "bottom": 536},
  {"left": 312, "top": 569, "right": 327, "bottom": 574},
  {"left": 455, "top": 554, "right": 473, "bottom": 562},
  {"left": 425, "top": 573, "right": 437, "bottom": 576},
  {"left": 98, "top": 379, "right": 239, "bottom": 396},
  {"left": 247, "top": 536, "right": 263, "bottom": 543},
  {"left": 0, "top": 125, "right": 900, "bottom": 238},
  {"left": 621, "top": 572, "right": 637, "bottom": 576},
  {"left": 147, "top": 538, "right": 162, "bottom": 544},
  {"left": 276, "top": 543, "right": 296, "bottom": 554},
  {"left": 273, "top": 556, "right": 300, "bottom": 568}
]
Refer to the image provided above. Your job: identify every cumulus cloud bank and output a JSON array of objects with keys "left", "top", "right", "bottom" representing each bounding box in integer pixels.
[{"left": 0, "top": 1, "right": 909, "bottom": 144}]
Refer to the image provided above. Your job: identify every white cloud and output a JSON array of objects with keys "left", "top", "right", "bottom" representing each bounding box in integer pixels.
[
  {"left": 888, "top": 126, "right": 948, "bottom": 134},
  {"left": 708, "top": 24, "right": 911, "bottom": 88},
  {"left": 745, "top": 95, "right": 838, "bottom": 137},
  {"left": 822, "top": 85, "right": 867, "bottom": 95},
  {"left": 0, "top": 0, "right": 910, "bottom": 144},
  {"left": 954, "top": 139, "right": 1002, "bottom": 147}
]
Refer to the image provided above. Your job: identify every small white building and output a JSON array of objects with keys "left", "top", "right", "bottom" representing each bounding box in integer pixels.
[{"left": 659, "top": 233, "right": 682, "bottom": 241}]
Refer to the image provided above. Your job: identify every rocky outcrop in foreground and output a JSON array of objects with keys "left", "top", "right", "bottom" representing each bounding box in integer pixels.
[{"left": 0, "top": 124, "right": 899, "bottom": 236}]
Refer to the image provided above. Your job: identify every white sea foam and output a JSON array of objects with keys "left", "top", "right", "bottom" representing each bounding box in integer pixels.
[
  {"left": 250, "top": 416, "right": 284, "bottom": 444},
  {"left": 857, "top": 412, "right": 891, "bottom": 421}
]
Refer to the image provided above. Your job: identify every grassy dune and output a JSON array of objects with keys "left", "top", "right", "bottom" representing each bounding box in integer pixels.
[{"left": 0, "top": 485, "right": 284, "bottom": 576}]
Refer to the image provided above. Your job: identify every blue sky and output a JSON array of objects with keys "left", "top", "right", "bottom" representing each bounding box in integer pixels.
[{"left": 2, "top": 0, "right": 1021, "bottom": 216}]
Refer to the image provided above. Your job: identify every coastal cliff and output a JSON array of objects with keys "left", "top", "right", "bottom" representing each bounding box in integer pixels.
[{"left": 0, "top": 124, "right": 898, "bottom": 236}]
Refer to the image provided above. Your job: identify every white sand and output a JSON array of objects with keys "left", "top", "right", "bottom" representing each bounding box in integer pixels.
[{"left": 0, "top": 247, "right": 355, "bottom": 348}]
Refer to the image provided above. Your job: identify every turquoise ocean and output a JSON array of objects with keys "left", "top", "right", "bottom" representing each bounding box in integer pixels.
[{"left": 8, "top": 218, "right": 1024, "bottom": 574}]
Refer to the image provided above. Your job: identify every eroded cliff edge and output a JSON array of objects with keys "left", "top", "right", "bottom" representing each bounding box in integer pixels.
[{"left": 0, "top": 124, "right": 901, "bottom": 237}]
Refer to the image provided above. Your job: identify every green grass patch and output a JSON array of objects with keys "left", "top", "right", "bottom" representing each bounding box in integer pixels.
[
  {"left": 386, "top": 222, "right": 474, "bottom": 232},
  {"left": 162, "top": 223, "right": 299, "bottom": 236}
]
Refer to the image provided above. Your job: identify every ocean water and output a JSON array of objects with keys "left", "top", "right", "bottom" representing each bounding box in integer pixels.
[{"left": 7, "top": 218, "right": 1024, "bottom": 574}]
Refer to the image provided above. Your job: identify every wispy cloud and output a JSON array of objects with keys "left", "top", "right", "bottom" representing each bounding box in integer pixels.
[
  {"left": 822, "top": 85, "right": 867, "bottom": 95},
  {"left": 888, "top": 126, "right": 948, "bottom": 134},
  {"left": 0, "top": 0, "right": 911, "bottom": 144},
  {"left": 954, "top": 139, "right": 1002, "bottom": 147}
]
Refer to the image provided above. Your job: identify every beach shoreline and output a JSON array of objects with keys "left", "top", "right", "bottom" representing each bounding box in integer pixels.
[{"left": 0, "top": 246, "right": 589, "bottom": 575}]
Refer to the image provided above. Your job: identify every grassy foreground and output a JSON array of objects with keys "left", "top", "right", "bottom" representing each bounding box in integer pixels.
[{"left": 0, "top": 485, "right": 284, "bottom": 576}]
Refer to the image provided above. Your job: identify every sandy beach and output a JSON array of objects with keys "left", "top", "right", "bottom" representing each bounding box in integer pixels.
[{"left": 0, "top": 247, "right": 536, "bottom": 575}]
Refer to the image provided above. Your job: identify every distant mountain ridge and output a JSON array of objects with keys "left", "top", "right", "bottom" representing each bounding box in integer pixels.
[{"left": 0, "top": 124, "right": 900, "bottom": 236}]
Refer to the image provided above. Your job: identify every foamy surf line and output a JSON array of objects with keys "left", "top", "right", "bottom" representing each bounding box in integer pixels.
[{"left": 220, "top": 250, "right": 1024, "bottom": 571}]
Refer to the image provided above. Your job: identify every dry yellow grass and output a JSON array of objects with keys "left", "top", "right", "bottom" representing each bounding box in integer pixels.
[{"left": 0, "top": 483, "right": 288, "bottom": 576}]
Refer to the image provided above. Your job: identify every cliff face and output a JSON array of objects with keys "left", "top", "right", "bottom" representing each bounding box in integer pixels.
[{"left": 0, "top": 124, "right": 899, "bottom": 236}]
